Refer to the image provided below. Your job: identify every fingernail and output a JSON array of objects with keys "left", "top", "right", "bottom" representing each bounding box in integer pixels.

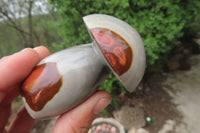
[{"left": 93, "top": 98, "right": 111, "bottom": 115}]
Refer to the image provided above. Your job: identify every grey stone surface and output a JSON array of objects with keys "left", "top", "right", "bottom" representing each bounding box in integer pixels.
[
  {"left": 113, "top": 105, "right": 146, "bottom": 129},
  {"left": 136, "top": 128, "right": 149, "bottom": 133},
  {"left": 30, "top": 117, "right": 57, "bottom": 133},
  {"left": 128, "top": 128, "right": 149, "bottom": 133},
  {"left": 160, "top": 54, "right": 200, "bottom": 133},
  {"left": 128, "top": 128, "right": 137, "bottom": 133}
]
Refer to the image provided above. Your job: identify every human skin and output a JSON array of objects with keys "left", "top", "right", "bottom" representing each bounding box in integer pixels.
[{"left": 0, "top": 46, "right": 111, "bottom": 133}]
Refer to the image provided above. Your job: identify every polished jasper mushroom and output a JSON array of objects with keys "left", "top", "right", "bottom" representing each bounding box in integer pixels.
[{"left": 21, "top": 14, "right": 146, "bottom": 119}]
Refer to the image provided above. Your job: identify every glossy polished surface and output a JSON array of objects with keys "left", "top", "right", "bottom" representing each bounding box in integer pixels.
[
  {"left": 21, "top": 14, "right": 146, "bottom": 119},
  {"left": 22, "top": 44, "right": 109, "bottom": 119},
  {"left": 22, "top": 62, "right": 62, "bottom": 111},
  {"left": 90, "top": 28, "right": 133, "bottom": 75},
  {"left": 84, "top": 14, "right": 146, "bottom": 92}
]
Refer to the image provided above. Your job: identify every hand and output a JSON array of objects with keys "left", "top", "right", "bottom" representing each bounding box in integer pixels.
[{"left": 0, "top": 46, "right": 111, "bottom": 133}]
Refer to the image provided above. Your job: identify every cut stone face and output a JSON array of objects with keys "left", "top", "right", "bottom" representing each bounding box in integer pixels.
[
  {"left": 84, "top": 14, "right": 146, "bottom": 92},
  {"left": 90, "top": 28, "right": 133, "bottom": 76}
]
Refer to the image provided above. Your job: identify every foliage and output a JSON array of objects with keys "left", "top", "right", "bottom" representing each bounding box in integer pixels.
[
  {"left": 0, "top": 13, "right": 62, "bottom": 58},
  {"left": 49, "top": 0, "right": 200, "bottom": 108},
  {"left": 0, "top": 0, "right": 63, "bottom": 57},
  {"left": 99, "top": 74, "right": 126, "bottom": 110},
  {"left": 50, "top": 0, "right": 200, "bottom": 65},
  {"left": 0, "top": 22, "right": 23, "bottom": 57}
]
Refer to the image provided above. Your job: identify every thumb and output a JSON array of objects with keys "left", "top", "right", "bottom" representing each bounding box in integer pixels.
[{"left": 53, "top": 91, "right": 111, "bottom": 133}]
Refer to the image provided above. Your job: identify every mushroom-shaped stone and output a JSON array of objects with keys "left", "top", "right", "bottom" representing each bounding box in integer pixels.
[{"left": 21, "top": 14, "right": 146, "bottom": 119}]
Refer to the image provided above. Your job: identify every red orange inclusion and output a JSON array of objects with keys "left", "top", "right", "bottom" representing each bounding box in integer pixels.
[
  {"left": 90, "top": 28, "right": 133, "bottom": 75},
  {"left": 113, "top": 47, "right": 126, "bottom": 66},
  {"left": 92, "top": 31, "right": 114, "bottom": 47},
  {"left": 21, "top": 62, "right": 62, "bottom": 111}
]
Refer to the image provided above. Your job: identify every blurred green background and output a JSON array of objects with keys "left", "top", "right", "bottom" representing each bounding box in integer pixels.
[{"left": 0, "top": 0, "right": 200, "bottom": 109}]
